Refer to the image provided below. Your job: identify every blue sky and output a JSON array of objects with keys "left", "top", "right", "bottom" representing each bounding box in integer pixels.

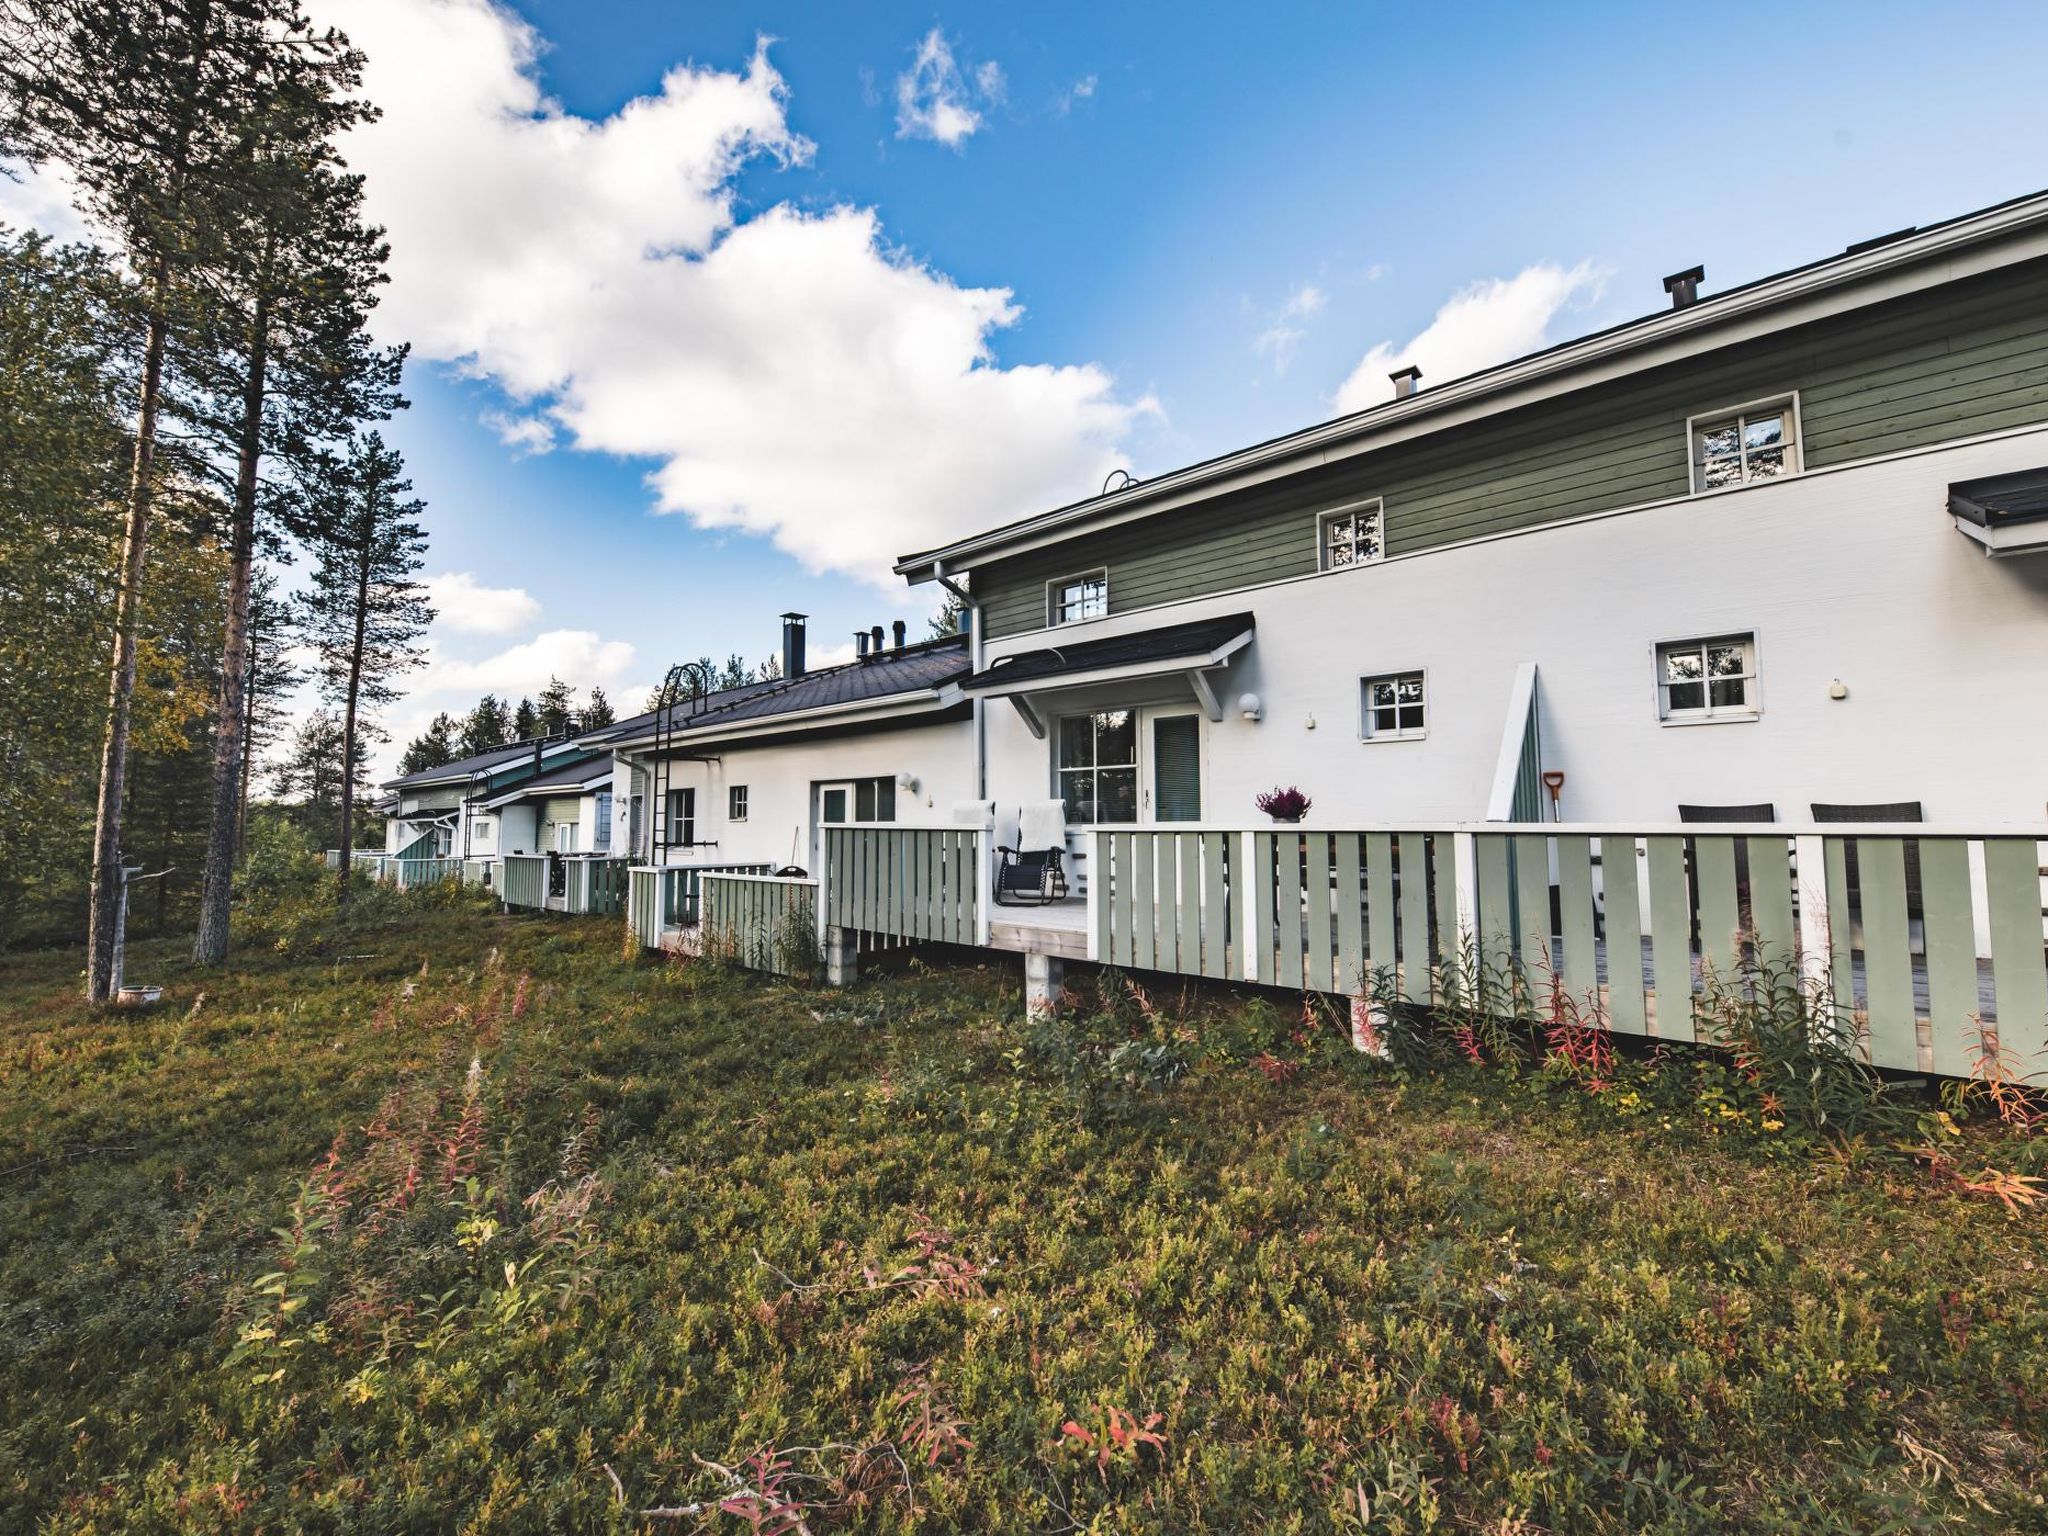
[{"left": 23, "top": 0, "right": 2047, "bottom": 764}]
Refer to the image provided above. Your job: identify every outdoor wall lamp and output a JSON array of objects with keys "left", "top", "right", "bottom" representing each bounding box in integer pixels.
[
  {"left": 897, "top": 771, "right": 920, "bottom": 792},
  {"left": 1828, "top": 678, "right": 1849, "bottom": 700},
  {"left": 1237, "top": 691, "right": 1263, "bottom": 722}
]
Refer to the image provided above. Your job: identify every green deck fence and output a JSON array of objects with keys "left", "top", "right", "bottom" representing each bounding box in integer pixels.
[
  {"left": 461, "top": 858, "right": 496, "bottom": 889},
  {"left": 1082, "top": 823, "right": 2048, "bottom": 1081},
  {"left": 500, "top": 853, "right": 547, "bottom": 911},
  {"left": 625, "top": 862, "right": 778, "bottom": 949},
  {"left": 702, "top": 873, "right": 818, "bottom": 976},
  {"left": 566, "top": 856, "right": 630, "bottom": 916},
  {"left": 822, "top": 826, "right": 981, "bottom": 947}
]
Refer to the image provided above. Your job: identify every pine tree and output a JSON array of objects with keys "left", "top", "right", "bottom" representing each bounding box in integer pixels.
[
  {"left": 457, "top": 694, "right": 511, "bottom": 757},
  {"left": 271, "top": 706, "right": 365, "bottom": 839},
  {"left": 927, "top": 589, "right": 967, "bottom": 640},
  {"left": 398, "top": 713, "right": 458, "bottom": 775},
  {"left": 535, "top": 675, "right": 575, "bottom": 737},
  {"left": 237, "top": 565, "right": 301, "bottom": 861},
  {"left": 293, "top": 432, "right": 431, "bottom": 898},
  {"left": 582, "top": 687, "right": 615, "bottom": 729},
  {"left": 1, "top": 0, "right": 315, "bottom": 999},
  {"left": 188, "top": 12, "right": 404, "bottom": 965},
  {"left": 715, "top": 653, "right": 753, "bottom": 691},
  {"left": 511, "top": 697, "right": 539, "bottom": 742}
]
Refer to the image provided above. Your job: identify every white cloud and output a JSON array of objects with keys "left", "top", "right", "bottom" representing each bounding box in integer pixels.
[
  {"left": 326, "top": 2, "right": 1136, "bottom": 584},
  {"left": 1053, "top": 74, "right": 1098, "bottom": 116},
  {"left": 422, "top": 571, "right": 542, "bottom": 635},
  {"left": 417, "top": 628, "right": 635, "bottom": 699},
  {"left": 479, "top": 408, "right": 556, "bottom": 455},
  {"left": 1333, "top": 262, "right": 1606, "bottom": 414},
  {"left": 0, "top": 157, "right": 94, "bottom": 245},
  {"left": 1252, "top": 283, "right": 1329, "bottom": 375},
  {"left": 894, "top": 27, "right": 992, "bottom": 147}
]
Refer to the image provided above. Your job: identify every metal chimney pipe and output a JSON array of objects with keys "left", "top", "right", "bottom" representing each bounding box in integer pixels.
[
  {"left": 891, "top": 619, "right": 907, "bottom": 650},
  {"left": 1389, "top": 365, "right": 1422, "bottom": 399},
  {"left": 779, "top": 611, "right": 807, "bottom": 679},
  {"left": 854, "top": 630, "right": 868, "bottom": 658},
  {"left": 870, "top": 624, "right": 884, "bottom": 656}
]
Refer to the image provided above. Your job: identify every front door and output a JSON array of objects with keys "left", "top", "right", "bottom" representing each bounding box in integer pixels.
[{"left": 1140, "top": 709, "right": 1203, "bottom": 823}]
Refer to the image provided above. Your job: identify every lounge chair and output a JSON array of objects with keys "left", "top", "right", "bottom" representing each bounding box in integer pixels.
[{"left": 995, "top": 800, "right": 1069, "bottom": 906}]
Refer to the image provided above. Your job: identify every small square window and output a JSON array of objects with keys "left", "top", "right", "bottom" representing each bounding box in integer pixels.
[
  {"left": 1690, "top": 398, "right": 1799, "bottom": 492},
  {"left": 1049, "top": 570, "right": 1108, "bottom": 625},
  {"left": 1360, "top": 670, "right": 1426, "bottom": 740},
  {"left": 728, "top": 785, "right": 748, "bottom": 821},
  {"left": 1656, "top": 633, "right": 1758, "bottom": 722},
  {"left": 1320, "top": 500, "right": 1385, "bottom": 571}
]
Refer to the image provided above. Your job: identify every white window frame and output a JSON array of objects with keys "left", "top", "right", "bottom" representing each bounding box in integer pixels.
[
  {"left": 1046, "top": 568, "right": 1109, "bottom": 627},
  {"left": 1359, "top": 668, "right": 1428, "bottom": 742},
  {"left": 1685, "top": 393, "right": 1802, "bottom": 495},
  {"left": 1654, "top": 631, "right": 1761, "bottom": 725},
  {"left": 1317, "top": 497, "right": 1386, "bottom": 572},
  {"left": 728, "top": 784, "right": 748, "bottom": 822}
]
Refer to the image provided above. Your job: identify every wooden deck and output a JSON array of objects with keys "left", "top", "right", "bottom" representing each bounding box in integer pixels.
[{"left": 988, "top": 897, "right": 1089, "bottom": 960}]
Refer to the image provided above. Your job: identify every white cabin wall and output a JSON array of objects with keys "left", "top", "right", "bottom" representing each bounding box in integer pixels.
[
  {"left": 625, "top": 717, "right": 975, "bottom": 874},
  {"left": 983, "top": 430, "right": 2048, "bottom": 825},
  {"left": 497, "top": 803, "right": 540, "bottom": 855}
]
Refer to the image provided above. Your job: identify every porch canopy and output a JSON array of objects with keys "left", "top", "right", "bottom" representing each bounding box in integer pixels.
[
  {"left": 959, "top": 611, "right": 1254, "bottom": 738},
  {"left": 477, "top": 757, "right": 612, "bottom": 811},
  {"left": 1949, "top": 466, "right": 2048, "bottom": 556}
]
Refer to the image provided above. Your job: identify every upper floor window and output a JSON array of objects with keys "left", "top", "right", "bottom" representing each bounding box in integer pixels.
[
  {"left": 729, "top": 784, "right": 749, "bottom": 821},
  {"left": 1361, "top": 670, "right": 1426, "bottom": 740},
  {"left": 1049, "top": 570, "right": 1108, "bottom": 626},
  {"left": 1690, "top": 397, "right": 1799, "bottom": 492},
  {"left": 1656, "top": 632, "right": 1758, "bottom": 722},
  {"left": 1319, "top": 500, "right": 1384, "bottom": 570}
]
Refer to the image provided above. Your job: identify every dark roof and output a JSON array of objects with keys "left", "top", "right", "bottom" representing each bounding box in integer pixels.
[
  {"left": 1950, "top": 466, "right": 2048, "bottom": 528},
  {"left": 962, "top": 613, "right": 1254, "bottom": 692},
  {"left": 481, "top": 753, "right": 611, "bottom": 805},
  {"left": 383, "top": 738, "right": 572, "bottom": 790},
  {"left": 579, "top": 676, "right": 787, "bottom": 745},
  {"left": 606, "top": 633, "right": 970, "bottom": 745}
]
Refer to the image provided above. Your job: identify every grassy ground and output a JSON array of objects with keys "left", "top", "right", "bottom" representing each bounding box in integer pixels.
[{"left": 2, "top": 896, "right": 2044, "bottom": 1533}]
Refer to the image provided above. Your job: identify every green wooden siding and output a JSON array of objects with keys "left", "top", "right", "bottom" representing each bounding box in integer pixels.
[
  {"left": 977, "top": 258, "right": 2048, "bottom": 637},
  {"left": 702, "top": 874, "right": 818, "bottom": 977}
]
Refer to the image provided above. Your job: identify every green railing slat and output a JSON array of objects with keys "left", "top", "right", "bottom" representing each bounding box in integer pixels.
[
  {"left": 1112, "top": 832, "right": 1136, "bottom": 968},
  {"left": 1693, "top": 836, "right": 1741, "bottom": 988},
  {"left": 1556, "top": 835, "right": 1597, "bottom": 1003},
  {"left": 1746, "top": 838, "right": 1795, "bottom": 972},
  {"left": 1398, "top": 832, "right": 1431, "bottom": 1004},
  {"left": 1431, "top": 832, "right": 1458, "bottom": 1002},
  {"left": 1916, "top": 841, "right": 1978, "bottom": 1078},
  {"left": 1334, "top": 833, "right": 1364, "bottom": 995},
  {"left": 1304, "top": 832, "right": 1332, "bottom": 993},
  {"left": 1600, "top": 836, "right": 1647, "bottom": 1034},
  {"left": 1858, "top": 837, "right": 1916, "bottom": 1068},
  {"left": 1277, "top": 831, "right": 1305, "bottom": 991},
  {"left": 1513, "top": 833, "right": 1551, "bottom": 988},
  {"left": 1984, "top": 838, "right": 2048, "bottom": 1078},
  {"left": 1823, "top": 838, "right": 1855, "bottom": 1013},
  {"left": 1254, "top": 834, "right": 1277, "bottom": 986},
  {"left": 1178, "top": 832, "right": 1201, "bottom": 977},
  {"left": 1201, "top": 834, "right": 1227, "bottom": 979},
  {"left": 1155, "top": 833, "right": 1179, "bottom": 971},
  {"left": 1475, "top": 835, "right": 1513, "bottom": 1003},
  {"left": 1133, "top": 833, "right": 1157, "bottom": 970},
  {"left": 1645, "top": 835, "right": 1693, "bottom": 1041},
  {"left": 1366, "top": 833, "right": 1396, "bottom": 997}
]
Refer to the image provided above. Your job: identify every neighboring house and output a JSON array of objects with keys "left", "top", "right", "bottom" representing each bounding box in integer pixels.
[
  {"left": 897, "top": 189, "right": 2048, "bottom": 834},
  {"left": 476, "top": 755, "right": 617, "bottom": 856},
  {"left": 380, "top": 738, "right": 596, "bottom": 860},
  {"left": 587, "top": 614, "right": 975, "bottom": 878}
]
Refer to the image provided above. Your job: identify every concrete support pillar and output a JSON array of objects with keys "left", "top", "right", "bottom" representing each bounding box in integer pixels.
[
  {"left": 1024, "top": 950, "right": 1064, "bottom": 1018},
  {"left": 825, "top": 925, "right": 859, "bottom": 987}
]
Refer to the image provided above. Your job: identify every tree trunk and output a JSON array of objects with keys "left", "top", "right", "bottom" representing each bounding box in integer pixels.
[
  {"left": 86, "top": 271, "right": 168, "bottom": 1004},
  {"left": 193, "top": 281, "right": 270, "bottom": 964},
  {"left": 235, "top": 619, "right": 256, "bottom": 864},
  {"left": 334, "top": 526, "right": 371, "bottom": 907}
]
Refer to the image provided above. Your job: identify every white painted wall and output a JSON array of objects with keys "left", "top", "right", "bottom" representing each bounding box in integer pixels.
[
  {"left": 615, "top": 717, "right": 976, "bottom": 875},
  {"left": 982, "top": 429, "right": 2048, "bottom": 826}
]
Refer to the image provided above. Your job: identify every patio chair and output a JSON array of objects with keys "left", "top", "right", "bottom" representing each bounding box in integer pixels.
[
  {"left": 1676, "top": 803, "right": 1775, "bottom": 948},
  {"left": 1811, "top": 801, "right": 1925, "bottom": 918},
  {"left": 995, "top": 799, "right": 1069, "bottom": 906}
]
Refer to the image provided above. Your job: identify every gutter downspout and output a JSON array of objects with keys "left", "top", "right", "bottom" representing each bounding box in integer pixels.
[{"left": 934, "top": 559, "right": 984, "bottom": 799}]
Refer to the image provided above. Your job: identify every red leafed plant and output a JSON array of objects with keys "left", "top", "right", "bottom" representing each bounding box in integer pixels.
[
  {"left": 1254, "top": 786, "right": 1312, "bottom": 821},
  {"left": 1057, "top": 1405, "right": 1168, "bottom": 1482}
]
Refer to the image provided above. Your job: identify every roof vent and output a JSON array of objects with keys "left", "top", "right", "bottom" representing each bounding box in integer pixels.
[
  {"left": 870, "top": 625, "right": 885, "bottom": 658},
  {"left": 854, "top": 629, "right": 869, "bottom": 658},
  {"left": 891, "top": 619, "right": 907, "bottom": 651},
  {"left": 1662, "top": 265, "right": 1704, "bottom": 309},
  {"left": 1389, "top": 365, "right": 1422, "bottom": 400}
]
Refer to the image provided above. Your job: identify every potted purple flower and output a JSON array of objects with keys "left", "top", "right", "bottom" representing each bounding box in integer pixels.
[{"left": 1255, "top": 786, "right": 1312, "bottom": 824}]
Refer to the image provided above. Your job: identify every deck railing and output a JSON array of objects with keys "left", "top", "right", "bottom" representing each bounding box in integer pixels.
[
  {"left": 625, "top": 862, "right": 777, "bottom": 950},
  {"left": 461, "top": 857, "right": 496, "bottom": 889},
  {"left": 1088, "top": 823, "right": 2048, "bottom": 1080},
  {"left": 393, "top": 855, "right": 462, "bottom": 889},
  {"left": 501, "top": 853, "right": 548, "bottom": 911},
  {"left": 703, "top": 872, "right": 818, "bottom": 976},
  {"left": 565, "top": 856, "right": 630, "bottom": 916},
  {"left": 822, "top": 826, "right": 982, "bottom": 947}
]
